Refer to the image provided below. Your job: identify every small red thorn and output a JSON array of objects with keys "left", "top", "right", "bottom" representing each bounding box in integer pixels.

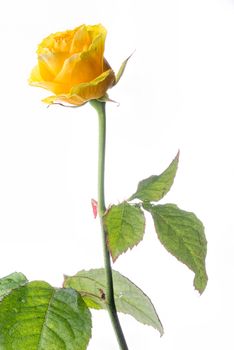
[{"left": 91, "top": 199, "right": 98, "bottom": 219}]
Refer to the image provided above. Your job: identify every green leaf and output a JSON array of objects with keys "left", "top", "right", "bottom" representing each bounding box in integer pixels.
[
  {"left": 148, "top": 204, "right": 208, "bottom": 293},
  {"left": 114, "top": 53, "right": 133, "bottom": 85},
  {"left": 104, "top": 201, "right": 145, "bottom": 261},
  {"left": 64, "top": 268, "right": 163, "bottom": 335},
  {"left": 129, "top": 152, "right": 179, "bottom": 202},
  {"left": 0, "top": 272, "right": 27, "bottom": 300},
  {"left": 0, "top": 280, "right": 92, "bottom": 350}
]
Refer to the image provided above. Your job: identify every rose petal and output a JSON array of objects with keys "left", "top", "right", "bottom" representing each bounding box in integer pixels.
[
  {"left": 29, "top": 65, "right": 69, "bottom": 94},
  {"left": 70, "top": 25, "right": 92, "bottom": 54},
  {"left": 69, "top": 24, "right": 106, "bottom": 55},
  {"left": 43, "top": 69, "right": 115, "bottom": 106},
  {"left": 54, "top": 55, "right": 99, "bottom": 89},
  {"left": 29, "top": 65, "right": 43, "bottom": 83},
  {"left": 37, "top": 29, "right": 76, "bottom": 54},
  {"left": 54, "top": 25, "right": 106, "bottom": 88},
  {"left": 42, "top": 94, "right": 86, "bottom": 106},
  {"left": 70, "top": 69, "right": 115, "bottom": 101},
  {"left": 38, "top": 52, "right": 69, "bottom": 78}
]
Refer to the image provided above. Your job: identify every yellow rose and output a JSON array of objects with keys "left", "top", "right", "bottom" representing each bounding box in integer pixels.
[{"left": 29, "top": 24, "right": 116, "bottom": 106}]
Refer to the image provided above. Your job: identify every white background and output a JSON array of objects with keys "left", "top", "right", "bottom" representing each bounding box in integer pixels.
[{"left": 0, "top": 0, "right": 234, "bottom": 349}]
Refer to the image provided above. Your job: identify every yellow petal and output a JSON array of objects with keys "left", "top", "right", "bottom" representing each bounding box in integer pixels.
[
  {"left": 70, "top": 24, "right": 106, "bottom": 54},
  {"left": 69, "top": 25, "right": 92, "bottom": 53},
  {"left": 29, "top": 65, "right": 69, "bottom": 94},
  {"left": 37, "top": 28, "right": 78, "bottom": 54},
  {"left": 86, "top": 24, "right": 107, "bottom": 44},
  {"left": 55, "top": 25, "right": 106, "bottom": 87},
  {"left": 43, "top": 69, "right": 115, "bottom": 106},
  {"left": 42, "top": 95, "right": 57, "bottom": 104},
  {"left": 54, "top": 51, "right": 102, "bottom": 88},
  {"left": 38, "top": 51, "right": 69, "bottom": 78},
  {"left": 82, "top": 31, "right": 106, "bottom": 71},
  {"left": 42, "top": 94, "right": 86, "bottom": 106},
  {"left": 37, "top": 57, "right": 55, "bottom": 81},
  {"left": 70, "top": 68, "right": 115, "bottom": 101},
  {"left": 29, "top": 65, "right": 43, "bottom": 84}
]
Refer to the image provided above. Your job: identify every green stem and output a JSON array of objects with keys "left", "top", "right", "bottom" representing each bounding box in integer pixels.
[{"left": 90, "top": 100, "right": 129, "bottom": 350}]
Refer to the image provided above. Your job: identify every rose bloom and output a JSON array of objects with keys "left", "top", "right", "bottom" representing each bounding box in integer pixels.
[{"left": 29, "top": 24, "right": 116, "bottom": 106}]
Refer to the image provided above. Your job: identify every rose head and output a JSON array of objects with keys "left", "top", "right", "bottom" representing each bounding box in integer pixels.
[{"left": 29, "top": 24, "right": 116, "bottom": 106}]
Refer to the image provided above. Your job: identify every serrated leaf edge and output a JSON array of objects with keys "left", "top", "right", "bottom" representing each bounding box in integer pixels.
[
  {"left": 129, "top": 151, "right": 180, "bottom": 202},
  {"left": 104, "top": 203, "right": 146, "bottom": 262},
  {"left": 64, "top": 269, "right": 164, "bottom": 336},
  {"left": 148, "top": 204, "right": 208, "bottom": 294}
]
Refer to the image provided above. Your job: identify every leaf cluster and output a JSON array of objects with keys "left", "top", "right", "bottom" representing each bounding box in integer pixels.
[
  {"left": 0, "top": 152, "right": 208, "bottom": 349},
  {"left": 104, "top": 152, "right": 207, "bottom": 294}
]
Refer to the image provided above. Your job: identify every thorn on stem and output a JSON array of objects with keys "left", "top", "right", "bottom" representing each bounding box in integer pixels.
[{"left": 91, "top": 199, "right": 98, "bottom": 219}]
